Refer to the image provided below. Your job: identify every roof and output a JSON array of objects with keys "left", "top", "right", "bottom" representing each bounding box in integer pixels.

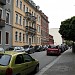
[{"left": 0, "top": 51, "right": 26, "bottom": 56}]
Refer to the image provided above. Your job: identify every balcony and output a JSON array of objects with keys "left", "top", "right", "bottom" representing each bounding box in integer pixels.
[
  {"left": 25, "top": 26, "right": 36, "bottom": 35},
  {"left": 0, "top": 0, "right": 6, "bottom": 5},
  {"left": 0, "top": 18, "right": 5, "bottom": 27},
  {"left": 31, "top": 16, "right": 36, "bottom": 23},
  {"left": 25, "top": 12, "right": 32, "bottom": 20}
]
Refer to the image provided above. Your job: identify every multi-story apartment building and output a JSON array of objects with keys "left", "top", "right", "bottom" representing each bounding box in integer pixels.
[
  {"left": 12, "top": 0, "right": 41, "bottom": 46},
  {"left": 0, "top": 0, "right": 13, "bottom": 49},
  {"left": 0, "top": 0, "right": 49, "bottom": 49},
  {"left": 40, "top": 11, "right": 49, "bottom": 45}
]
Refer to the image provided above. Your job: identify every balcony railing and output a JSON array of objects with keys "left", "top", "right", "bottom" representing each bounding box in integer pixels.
[
  {"left": 0, "top": 0, "right": 6, "bottom": 5},
  {"left": 25, "top": 12, "right": 32, "bottom": 20},
  {"left": 0, "top": 18, "right": 5, "bottom": 27},
  {"left": 25, "top": 26, "right": 36, "bottom": 34},
  {"left": 31, "top": 16, "right": 36, "bottom": 23},
  {"left": 25, "top": 12, "right": 36, "bottom": 22}
]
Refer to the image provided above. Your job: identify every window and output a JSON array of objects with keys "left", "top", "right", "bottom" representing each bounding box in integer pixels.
[
  {"left": 6, "top": 32, "right": 9, "bottom": 44},
  {"left": 7, "top": 0, "right": 11, "bottom": 4},
  {"left": 26, "top": 20, "right": 28, "bottom": 26},
  {"left": 23, "top": 54, "right": 33, "bottom": 62},
  {"left": 26, "top": 34, "right": 28, "bottom": 43},
  {"left": 19, "top": 32, "right": 21, "bottom": 41},
  {"left": 39, "top": 16, "right": 41, "bottom": 22},
  {"left": 15, "top": 54, "right": 24, "bottom": 64},
  {"left": 16, "top": 0, "right": 18, "bottom": 7},
  {"left": 16, "top": 14, "right": 18, "bottom": 24},
  {"left": 6, "top": 12, "right": 10, "bottom": 24},
  {"left": 32, "top": 36, "right": 34, "bottom": 43},
  {"left": 37, "top": 26, "right": 40, "bottom": 33},
  {"left": 19, "top": 15, "right": 22, "bottom": 25},
  {"left": 23, "top": 34, "right": 25, "bottom": 42},
  {"left": 23, "top": 18, "right": 26, "bottom": 26},
  {"left": 26, "top": 7, "right": 28, "bottom": 12},
  {"left": 0, "top": 54, "right": 11, "bottom": 66},
  {"left": 15, "top": 31, "right": 18, "bottom": 41},
  {"left": 0, "top": 8, "right": 3, "bottom": 18},
  {"left": 20, "top": 1, "right": 22, "bottom": 10},
  {"left": 0, "top": 31, "right": 2, "bottom": 44},
  {"left": 23, "top": 5, "right": 25, "bottom": 12}
]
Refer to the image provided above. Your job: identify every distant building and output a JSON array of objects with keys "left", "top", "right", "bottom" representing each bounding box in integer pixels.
[
  {"left": 40, "top": 10, "right": 49, "bottom": 45},
  {"left": 48, "top": 34, "right": 54, "bottom": 45},
  {"left": 49, "top": 28, "right": 62, "bottom": 45}
]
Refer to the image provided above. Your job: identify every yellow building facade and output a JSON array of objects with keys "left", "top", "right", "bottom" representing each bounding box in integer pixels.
[{"left": 12, "top": 0, "right": 41, "bottom": 46}]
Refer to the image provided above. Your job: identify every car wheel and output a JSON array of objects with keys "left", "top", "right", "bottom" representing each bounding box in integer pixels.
[{"left": 34, "top": 65, "right": 39, "bottom": 73}]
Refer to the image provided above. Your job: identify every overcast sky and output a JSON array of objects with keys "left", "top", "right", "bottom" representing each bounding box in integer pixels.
[{"left": 33, "top": 0, "right": 75, "bottom": 28}]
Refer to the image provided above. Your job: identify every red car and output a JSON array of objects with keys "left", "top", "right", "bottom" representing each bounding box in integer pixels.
[{"left": 46, "top": 45, "right": 61, "bottom": 56}]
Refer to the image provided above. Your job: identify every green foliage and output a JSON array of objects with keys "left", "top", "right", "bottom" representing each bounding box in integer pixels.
[{"left": 59, "top": 16, "right": 75, "bottom": 42}]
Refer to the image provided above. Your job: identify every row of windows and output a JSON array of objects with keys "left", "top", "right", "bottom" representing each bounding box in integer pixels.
[
  {"left": 15, "top": 31, "right": 35, "bottom": 43},
  {"left": 16, "top": 13, "right": 35, "bottom": 28},
  {"left": 0, "top": 30, "right": 41, "bottom": 45},
  {"left": 16, "top": 13, "right": 41, "bottom": 33},
  {"left": 16, "top": 0, "right": 41, "bottom": 22}
]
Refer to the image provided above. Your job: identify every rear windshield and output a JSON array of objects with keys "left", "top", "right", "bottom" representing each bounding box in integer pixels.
[
  {"left": 48, "top": 45, "right": 58, "bottom": 48},
  {"left": 0, "top": 54, "right": 11, "bottom": 66}
]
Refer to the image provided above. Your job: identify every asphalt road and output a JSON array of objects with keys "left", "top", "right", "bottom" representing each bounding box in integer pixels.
[{"left": 30, "top": 51, "right": 58, "bottom": 70}]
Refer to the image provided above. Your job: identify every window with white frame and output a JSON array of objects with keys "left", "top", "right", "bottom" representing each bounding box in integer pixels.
[
  {"left": 6, "top": 11, "right": 10, "bottom": 24},
  {"left": 16, "top": 0, "right": 18, "bottom": 7},
  {"left": 15, "top": 31, "right": 18, "bottom": 41},
  {"left": 20, "top": 1, "right": 22, "bottom": 10},
  {"left": 7, "top": 0, "right": 11, "bottom": 4},
  {"left": 16, "top": 14, "right": 18, "bottom": 24},
  {"left": 0, "top": 31, "right": 2, "bottom": 44},
  {"left": 6, "top": 32, "right": 9, "bottom": 44}
]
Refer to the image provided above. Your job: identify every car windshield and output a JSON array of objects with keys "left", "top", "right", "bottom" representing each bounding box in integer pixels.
[{"left": 0, "top": 54, "right": 11, "bottom": 66}]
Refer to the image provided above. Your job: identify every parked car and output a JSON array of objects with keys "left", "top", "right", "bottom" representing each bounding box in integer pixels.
[
  {"left": 42, "top": 45, "right": 48, "bottom": 51},
  {"left": 6, "top": 46, "right": 25, "bottom": 52},
  {"left": 59, "top": 45, "right": 65, "bottom": 53},
  {"left": 0, "top": 51, "right": 39, "bottom": 75},
  {"left": 34, "top": 45, "right": 42, "bottom": 52},
  {"left": 0, "top": 47, "right": 4, "bottom": 52},
  {"left": 46, "top": 45, "right": 61, "bottom": 56},
  {"left": 23, "top": 45, "right": 35, "bottom": 54}
]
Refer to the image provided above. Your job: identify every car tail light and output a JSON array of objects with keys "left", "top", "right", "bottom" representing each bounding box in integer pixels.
[{"left": 6, "top": 68, "right": 13, "bottom": 75}]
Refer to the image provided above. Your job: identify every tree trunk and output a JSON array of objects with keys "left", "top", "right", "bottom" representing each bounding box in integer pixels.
[{"left": 72, "top": 42, "right": 75, "bottom": 53}]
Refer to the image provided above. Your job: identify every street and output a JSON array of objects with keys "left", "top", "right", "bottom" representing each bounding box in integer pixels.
[{"left": 30, "top": 51, "right": 58, "bottom": 70}]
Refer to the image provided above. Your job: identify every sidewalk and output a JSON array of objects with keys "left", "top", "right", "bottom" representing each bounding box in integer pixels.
[{"left": 36, "top": 49, "right": 75, "bottom": 75}]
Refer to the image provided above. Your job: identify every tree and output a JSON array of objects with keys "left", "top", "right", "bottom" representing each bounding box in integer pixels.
[
  {"left": 59, "top": 16, "right": 75, "bottom": 41},
  {"left": 59, "top": 16, "right": 75, "bottom": 52}
]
